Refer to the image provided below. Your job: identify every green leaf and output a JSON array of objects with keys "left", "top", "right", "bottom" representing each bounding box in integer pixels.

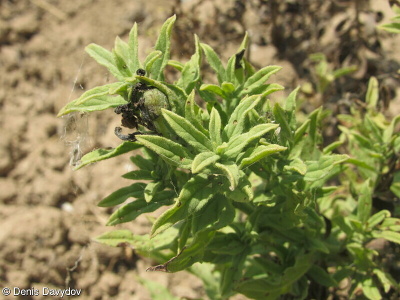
[
  {"left": 200, "top": 84, "right": 227, "bottom": 98},
  {"left": 151, "top": 174, "right": 211, "bottom": 237},
  {"left": 294, "top": 119, "right": 310, "bottom": 145},
  {"left": 357, "top": 179, "right": 372, "bottom": 224},
  {"left": 122, "top": 169, "right": 154, "bottom": 180},
  {"left": 273, "top": 103, "right": 293, "bottom": 144},
  {"left": 240, "top": 144, "right": 287, "bottom": 168},
  {"left": 57, "top": 83, "right": 127, "bottom": 116},
  {"left": 225, "top": 50, "right": 243, "bottom": 84},
  {"left": 147, "top": 230, "right": 215, "bottom": 272},
  {"left": 367, "top": 210, "right": 391, "bottom": 229},
  {"left": 130, "top": 154, "right": 154, "bottom": 170},
  {"left": 224, "top": 123, "right": 279, "bottom": 158},
  {"left": 178, "top": 35, "right": 201, "bottom": 94},
  {"left": 283, "top": 157, "right": 307, "bottom": 175},
  {"left": 373, "top": 269, "right": 398, "bottom": 293},
  {"left": 209, "top": 107, "right": 223, "bottom": 147},
  {"left": 390, "top": 171, "right": 400, "bottom": 198},
  {"left": 224, "top": 95, "right": 261, "bottom": 139},
  {"left": 362, "top": 278, "right": 382, "bottom": 300},
  {"left": 201, "top": 42, "right": 226, "bottom": 84},
  {"left": 304, "top": 154, "right": 349, "bottom": 182},
  {"left": 127, "top": 22, "right": 141, "bottom": 71},
  {"left": 307, "top": 265, "right": 337, "bottom": 287},
  {"left": 136, "top": 135, "right": 193, "bottom": 169},
  {"left": 75, "top": 142, "right": 142, "bottom": 170},
  {"left": 372, "top": 230, "right": 400, "bottom": 244},
  {"left": 162, "top": 109, "right": 213, "bottom": 152},
  {"left": 347, "top": 158, "right": 376, "bottom": 172},
  {"left": 114, "top": 36, "right": 132, "bottom": 71},
  {"left": 184, "top": 91, "right": 208, "bottom": 135},
  {"left": 144, "top": 181, "right": 162, "bottom": 203},
  {"left": 383, "top": 115, "right": 400, "bottom": 144},
  {"left": 112, "top": 48, "right": 131, "bottom": 77},
  {"left": 192, "top": 152, "right": 220, "bottom": 174},
  {"left": 98, "top": 182, "right": 146, "bottom": 207},
  {"left": 366, "top": 77, "right": 379, "bottom": 110},
  {"left": 144, "top": 50, "right": 163, "bottom": 76},
  {"left": 106, "top": 192, "right": 174, "bottom": 225},
  {"left": 240, "top": 65, "right": 282, "bottom": 96},
  {"left": 94, "top": 227, "right": 178, "bottom": 252},
  {"left": 215, "top": 162, "right": 240, "bottom": 191},
  {"left": 167, "top": 59, "right": 184, "bottom": 71},
  {"left": 151, "top": 15, "right": 176, "bottom": 81},
  {"left": 192, "top": 195, "right": 235, "bottom": 234},
  {"left": 224, "top": 172, "right": 253, "bottom": 202},
  {"left": 285, "top": 86, "right": 299, "bottom": 130},
  {"left": 220, "top": 248, "right": 250, "bottom": 298},
  {"left": 379, "top": 22, "right": 400, "bottom": 33},
  {"left": 85, "top": 43, "right": 124, "bottom": 80}
]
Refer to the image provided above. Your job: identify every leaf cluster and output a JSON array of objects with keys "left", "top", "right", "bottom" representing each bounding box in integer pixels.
[{"left": 58, "top": 16, "right": 400, "bottom": 300}]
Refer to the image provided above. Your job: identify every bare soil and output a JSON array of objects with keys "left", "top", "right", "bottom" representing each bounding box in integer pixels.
[{"left": 0, "top": 0, "right": 399, "bottom": 299}]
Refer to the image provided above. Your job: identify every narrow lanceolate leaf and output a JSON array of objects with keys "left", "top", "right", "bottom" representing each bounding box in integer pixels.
[
  {"left": 57, "top": 83, "right": 127, "bottom": 116},
  {"left": 112, "top": 49, "right": 132, "bottom": 77},
  {"left": 304, "top": 154, "right": 349, "bottom": 181},
  {"left": 179, "top": 34, "right": 201, "bottom": 94},
  {"left": 192, "top": 152, "right": 220, "bottom": 174},
  {"left": 201, "top": 42, "right": 226, "bottom": 84},
  {"left": 107, "top": 193, "right": 174, "bottom": 226},
  {"left": 224, "top": 172, "right": 253, "bottom": 202},
  {"left": 151, "top": 15, "right": 176, "bottom": 81},
  {"left": 151, "top": 174, "right": 211, "bottom": 237},
  {"left": 122, "top": 169, "right": 154, "bottom": 181},
  {"left": 372, "top": 231, "right": 400, "bottom": 244},
  {"left": 240, "top": 144, "right": 287, "bottom": 168},
  {"left": 241, "top": 66, "right": 281, "bottom": 94},
  {"left": 85, "top": 43, "right": 124, "bottom": 81},
  {"left": 144, "top": 181, "right": 162, "bottom": 203},
  {"left": 283, "top": 157, "right": 307, "bottom": 175},
  {"left": 366, "top": 77, "right": 379, "bottom": 109},
  {"left": 162, "top": 109, "right": 213, "bottom": 152},
  {"left": 75, "top": 142, "right": 142, "bottom": 170},
  {"left": 367, "top": 210, "right": 391, "bottom": 230},
  {"left": 224, "top": 95, "right": 261, "bottom": 139},
  {"left": 209, "top": 107, "right": 223, "bottom": 147},
  {"left": 114, "top": 36, "right": 131, "bottom": 68},
  {"left": 167, "top": 60, "right": 184, "bottom": 71},
  {"left": 215, "top": 162, "right": 240, "bottom": 191},
  {"left": 191, "top": 196, "right": 235, "bottom": 234},
  {"left": 144, "top": 50, "right": 163, "bottom": 76},
  {"left": 127, "top": 22, "right": 141, "bottom": 71},
  {"left": 285, "top": 86, "right": 300, "bottom": 130},
  {"left": 185, "top": 91, "right": 207, "bottom": 135},
  {"left": 148, "top": 230, "right": 215, "bottom": 272},
  {"left": 136, "top": 135, "right": 193, "bottom": 169},
  {"left": 357, "top": 179, "right": 372, "bottom": 224},
  {"left": 307, "top": 265, "right": 337, "bottom": 287},
  {"left": 98, "top": 182, "right": 146, "bottom": 207},
  {"left": 273, "top": 103, "right": 293, "bottom": 144},
  {"left": 224, "top": 123, "right": 279, "bottom": 158},
  {"left": 200, "top": 84, "right": 227, "bottom": 98}
]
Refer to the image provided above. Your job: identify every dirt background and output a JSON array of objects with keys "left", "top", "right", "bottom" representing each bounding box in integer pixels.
[{"left": 0, "top": 0, "right": 399, "bottom": 299}]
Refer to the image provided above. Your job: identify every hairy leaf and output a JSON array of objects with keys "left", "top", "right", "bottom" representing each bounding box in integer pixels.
[
  {"left": 136, "top": 135, "right": 193, "bottom": 169},
  {"left": 75, "top": 142, "right": 142, "bottom": 170}
]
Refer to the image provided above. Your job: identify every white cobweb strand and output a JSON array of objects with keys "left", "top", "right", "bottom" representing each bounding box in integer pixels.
[{"left": 60, "top": 54, "right": 90, "bottom": 167}]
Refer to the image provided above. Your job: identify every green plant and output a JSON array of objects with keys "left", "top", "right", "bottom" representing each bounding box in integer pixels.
[{"left": 58, "top": 16, "right": 400, "bottom": 299}]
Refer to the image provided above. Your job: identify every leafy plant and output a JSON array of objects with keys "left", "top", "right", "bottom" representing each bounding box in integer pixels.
[{"left": 58, "top": 16, "right": 400, "bottom": 299}]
